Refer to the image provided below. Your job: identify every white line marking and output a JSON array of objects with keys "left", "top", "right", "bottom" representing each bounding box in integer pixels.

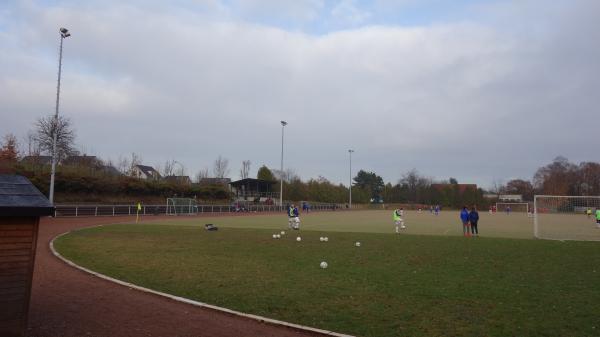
[{"left": 50, "top": 228, "right": 355, "bottom": 337}]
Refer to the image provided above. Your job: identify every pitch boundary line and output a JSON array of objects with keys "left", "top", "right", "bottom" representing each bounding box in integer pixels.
[{"left": 49, "top": 228, "right": 355, "bottom": 337}]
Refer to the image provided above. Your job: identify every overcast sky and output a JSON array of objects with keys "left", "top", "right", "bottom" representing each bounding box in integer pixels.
[{"left": 1, "top": 0, "right": 599, "bottom": 188}]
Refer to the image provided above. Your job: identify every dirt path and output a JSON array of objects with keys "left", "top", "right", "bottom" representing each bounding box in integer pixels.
[{"left": 26, "top": 216, "right": 327, "bottom": 337}]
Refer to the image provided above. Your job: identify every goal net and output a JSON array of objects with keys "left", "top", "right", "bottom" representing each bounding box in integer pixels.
[
  {"left": 166, "top": 198, "right": 198, "bottom": 216},
  {"left": 496, "top": 202, "right": 531, "bottom": 214},
  {"left": 534, "top": 195, "right": 600, "bottom": 241}
]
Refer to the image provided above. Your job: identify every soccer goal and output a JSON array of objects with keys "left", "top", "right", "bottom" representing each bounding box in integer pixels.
[
  {"left": 533, "top": 195, "right": 600, "bottom": 241},
  {"left": 166, "top": 198, "right": 198, "bottom": 216},
  {"left": 496, "top": 202, "right": 531, "bottom": 214}
]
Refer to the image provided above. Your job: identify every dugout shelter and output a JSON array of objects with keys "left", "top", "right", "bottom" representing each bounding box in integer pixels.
[
  {"left": 230, "top": 178, "right": 277, "bottom": 202},
  {"left": 0, "top": 175, "right": 54, "bottom": 337}
]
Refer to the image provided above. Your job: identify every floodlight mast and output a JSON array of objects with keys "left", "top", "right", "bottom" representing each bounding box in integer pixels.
[
  {"left": 349, "top": 149, "right": 354, "bottom": 209},
  {"left": 49, "top": 27, "right": 70, "bottom": 204},
  {"left": 280, "top": 121, "right": 287, "bottom": 209}
]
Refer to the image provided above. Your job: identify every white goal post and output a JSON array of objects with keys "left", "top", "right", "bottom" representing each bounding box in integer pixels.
[
  {"left": 166, "top": 198, "right": 198, "bottom": 216},
  {"left": 495, "top": 202, "right": 531, "bottom": 214},
  {"left": 533, "top": 195, "right": 600, "bottom": 241}
]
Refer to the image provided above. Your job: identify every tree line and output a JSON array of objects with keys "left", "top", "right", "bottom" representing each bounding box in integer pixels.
[
  {"left": 501, "top": 156, "right": 600, "bottom": 200},
  {"left": 257, "top": 165, "right": 487, "bottom": 207},
  {"left": 2, "top": 119, "right": 599, "bottom": 206},
  {"left": 256, "top": 156, "right": 600, "bottom": 207}
]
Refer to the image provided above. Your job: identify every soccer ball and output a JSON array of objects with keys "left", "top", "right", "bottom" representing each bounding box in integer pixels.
[
  {"left": 280, "top": 231, "right": 285, "bottom": 235},
  {"left": 355, "top": 242, "right": 361, "bottom": 247},
  {"left": 319, "top": 237, "right": 324, "bottom": 242},
  {"left": 323, "top": 237, "right": 329, "bottom": 242},
  {"left": 276, "top": 234, "right": 281, "bottom": 239},
  {"left": 296, "top": 236, "right": 301, "bottom": 242},
  {"left": 320, "top": 261, "right": 328, "bottom": 269},
  {"left": 401, "top": 225, "right": 406, "bottom": 229},
  {"left": 272, "top": 234, "right": 277, "bottom": 239}
]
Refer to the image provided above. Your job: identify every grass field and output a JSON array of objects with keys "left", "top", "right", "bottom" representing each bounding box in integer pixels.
[
  {"left": 149, "top": 210, "right": 537, "bottom": 239},
  {"left": 54, "top": 210, "right": 600, "bottom": 337}
]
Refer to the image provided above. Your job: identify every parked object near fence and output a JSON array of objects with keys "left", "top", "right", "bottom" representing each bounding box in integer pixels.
[
  {"left": 54, "top": 202, "right": 353, "bottom": 217},
  {"left": 0, "top": 175, "right": 54, "bottom": 337}
]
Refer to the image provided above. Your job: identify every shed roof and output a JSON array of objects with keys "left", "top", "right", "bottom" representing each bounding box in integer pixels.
[
  {"left": 229, "top": 178, "right": 276, "bottom": 187},
  {"left": 229, "top": 178, "right": 276, "bottom": 193},
  {"left": 198, "top": 178, "right": 231, "bottom": 185},
  {"left": 0, "top": 175, "right": 55, "bottom": 216}
]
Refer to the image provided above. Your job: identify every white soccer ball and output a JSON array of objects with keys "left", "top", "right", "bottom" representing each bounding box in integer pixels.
[
  {"left": 401, "top": 225, "right": 406, "bottom": 229},
  {"left": 276, "top": 234, "right": 281, "bottom": 239},
  {"left": 320, "top": 261, "right": 328, "bottom": 269},
  {"left": 296, "top": 236, "right": 301, "bottom": 242},
  {"left": 323, "top": 237, "right": 329, "bottom": 242},
  {"left": 319, "top": 237, "right": 324, "bottom": 242},
  {"left": 272, "top": 234, "right": 277, "bottom": 239},
  {"left": 355, "top": 242, "right": 361, "bottom": 247},
  {"left": 280, "top": 231, "right": 285, "bottom": 235}
]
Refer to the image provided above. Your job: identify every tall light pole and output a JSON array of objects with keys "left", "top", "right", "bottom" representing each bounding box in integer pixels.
[
  {"left": 49, "top": 27, "right": 71, "bottom": 204},
  {"left": 280, "top": 121, "right": 287, "bottom": 208},
  {"left": 348, "top": 149, "right": 354, "bottom": 209}
]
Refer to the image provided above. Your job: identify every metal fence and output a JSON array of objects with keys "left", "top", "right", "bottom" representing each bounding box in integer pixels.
[{"left": 53, "top": 203, "right": 350, "bottom": 217}]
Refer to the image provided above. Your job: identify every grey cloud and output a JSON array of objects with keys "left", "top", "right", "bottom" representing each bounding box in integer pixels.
[{"left": 0, "top": 0, "right": 599, "bottom": 188}]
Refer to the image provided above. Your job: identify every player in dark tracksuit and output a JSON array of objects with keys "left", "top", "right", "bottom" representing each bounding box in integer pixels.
[{"left": 469, "top": 206, "right": 480, "bottom": 236}]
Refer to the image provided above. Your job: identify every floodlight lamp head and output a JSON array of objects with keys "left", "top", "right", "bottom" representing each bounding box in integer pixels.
[
  {"left": 60, "top": 27, "right": 70, "bottom": 38},
  {"left": 349, "top": 149, "right": 354, "bottom": 153},
  {"left": 280, "top": 121, "right": 287, "bottom": 126}
]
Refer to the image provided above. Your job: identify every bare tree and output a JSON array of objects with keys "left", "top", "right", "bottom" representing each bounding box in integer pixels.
[
  {"left": 175, "top": 162, "right": 185, "bottom": 176},
  {"left": 284, "top": 168, "right": 299, "bottom": 183},
  {"left": 505, "top": 179, "right": 534, "bottom": 201},
  {"left": 161, "top": 159, "right": 176, "bottom": 177},
  {"left": 35, "top": 114, "right": 76, "bottom": 161},
  {"left": 399, "top": 169, "right": 431, "bottom": 202},
  {"left": 128, "top": 152, "right": 143, "bottom": 175},
  {"left": 490, "top": 179, "right": 505, "bottom": 196},
  {"left": 213, "top": 155, "right": 230, "bottom": 178},
  {"left": 271, "top": 168, "right": 299, "bottom": 183},
  {"left": 533, "top": 156, "right": 577, "bottom": 195},
  {"left": 240, "top": 160, "right": 251, "bottom": 179},
  {"left": 104, "top": 158, "right": 116, "bottom": 171},
  {"left": 195, "top": 167, "right": 210, "bottom": 183},
  {"left": 578, "top": 162, "right": 600, "bottom": 196},
  {"left": 24, "top": 131, "right": 41, "bottom": 156},
  {"left": 116, "top": 155, "right": 130, "bottom": 175}
]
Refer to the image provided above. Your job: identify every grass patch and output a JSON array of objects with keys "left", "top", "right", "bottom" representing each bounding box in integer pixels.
[{"left": 54, "top": 222, "right": 600, "bottom": 337}]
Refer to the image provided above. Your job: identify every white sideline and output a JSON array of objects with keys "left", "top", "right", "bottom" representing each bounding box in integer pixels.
[{"left": 49, "top": 230, "right": 355, "bottom": 337}]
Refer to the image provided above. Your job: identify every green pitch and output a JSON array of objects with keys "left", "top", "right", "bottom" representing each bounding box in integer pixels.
[
  {"left": 54, "top": 210, "right": 600, "bottom": 337},
  {"left": 149, "top": 210, "right": 536, "bottom": 239}
]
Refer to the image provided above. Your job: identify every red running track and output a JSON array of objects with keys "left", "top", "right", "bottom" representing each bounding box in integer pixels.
[{"left": 26, "top": 216, "right": 327, "bottom": 337}]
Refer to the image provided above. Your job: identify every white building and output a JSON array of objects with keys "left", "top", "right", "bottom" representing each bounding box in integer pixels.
[
  {"left": 499, "top": 194, "right": 523, "bottom": 202},
  {"left": 131, "top": 165, "right": 161, "bottom": 180}
]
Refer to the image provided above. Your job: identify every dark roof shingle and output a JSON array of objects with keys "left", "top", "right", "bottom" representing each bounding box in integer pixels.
[{"left": 0, "top": 175, "right": 55, "bottom": 216}]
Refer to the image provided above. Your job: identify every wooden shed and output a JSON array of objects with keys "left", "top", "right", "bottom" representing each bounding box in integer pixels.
[{"left": 0, "top": 175, "right": 54, "bottom": 337}]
